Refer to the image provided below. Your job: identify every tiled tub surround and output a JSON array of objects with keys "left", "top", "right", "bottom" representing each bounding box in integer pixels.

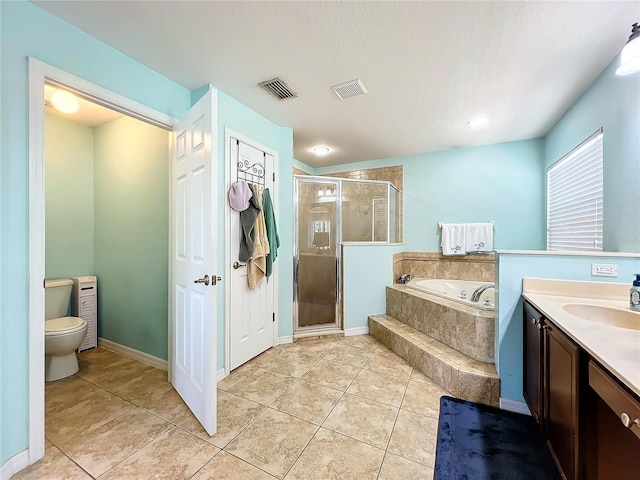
[
  {"left": 386, "top": 285, "right": 495, "bottom": 363},
  {"left": 368, "top": 282, "right": 499, "bottom": 407},
  {"left": 393, "top": 252, "right": 494, "bottom": 284},
  {"left": 369, "top": 315, "right": 499, "bottom": 407}
]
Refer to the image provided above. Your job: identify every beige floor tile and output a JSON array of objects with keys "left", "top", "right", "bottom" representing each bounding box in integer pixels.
[
  {"left": 192, "top": 451, "right": 276, "bottom": 480},
  {"left": 271, "top": 380, "right": 343, "bottom": 424},
  {"left": 45, "top": 376, "right": 108, "bottom": 417},
  {"left": 347, "top": 368, "right": 408, "bottom": 407},
  {"left": 11, "top": 441, "right": 91, "bottom": 480},
  {"left": 249, "top": 347, "right": 287, "bottom": 368},
  {"left": 138, "top": 386, "right": 192, "bottom": 424},
  {"left": 100, "top": 427, "right": 219, "bottom": 480},
  {"left": 78, "top": 356, "right": 155, "bottom": 390},
  {"left": 322, "top": 393, "right": 398, "bottom": 449},
  {"left": 229, "top": 369, "right": 297, "bottom": 406},
  {"left": 301, "top": 360, "right": 360, "bottom": 391},
  {"left": 285, "top": 428, "right": 384, "bottom": 480},
  {"left": 225, "top": 408, "right": 318, "bottom": 479},
  {"left": 338, "top": 334, "right": 380, "bottom": 352},
  {"left": 323, "top": 343, "right": 372, "bottom": 368},
  {"left": 363, "top": 348, "right": 413, "bottom": 380},
  {"left": 290, "top": 338, "right": 338, "bottom": 356},
  {"left": 110, "top": 367, "right": 173, "bottom": 405},
  {"left": 378, "top": 452, "right": 434, "bottom": 480},
  {"left": 260, "top": 350, "right": 320, "bottom": 378},
  {"left": 402, "top": 379, "right": 448, "bottom": 418},
  {"left": 60, "top": 407, "right": 172, "bottom": 477},
  {"left": 46, "top": 389, "right": 135, "bottom": 446},
  {"left": 410, "top": 369, "right": 432, "bottom": 383},
  {"left": 218, "top": 363, "right": 261, "bottom": 390},
  {"left": 388, "top": 410, "right": 438, "bottom": 467},
  {"left": 179, "top": 392, "right": 265, "bottom": 448}
]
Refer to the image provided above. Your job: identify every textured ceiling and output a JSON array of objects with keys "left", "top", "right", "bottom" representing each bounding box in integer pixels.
[{"left": 32, "top": 1, "right": 640, "bottom": 167}]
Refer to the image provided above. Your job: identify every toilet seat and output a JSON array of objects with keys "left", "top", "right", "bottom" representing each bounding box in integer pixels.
[{"left": 45, "top": 316, "right": 87, "bottom": 336}]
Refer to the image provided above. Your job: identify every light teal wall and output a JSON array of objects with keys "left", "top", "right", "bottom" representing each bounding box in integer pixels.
[
  {"left": 316, "top": 139, "right": 546, "bottom": 252},
  {"left": 216, "top": 90, "right": 294, "bottom": 367},
  {"left": 94, "top": 117, "right": 169, "bottom": 360},
  {"left": 545, "top": 56, "right": 640, "bottom": 253},
  {"left": 45, "top": 114, "right": 95, "bottom": 279},
  {"left": 496, "top": 252, "right": 640, "bottom": 402},
  {"left": 293, "top": 159, "right": 314, "bottom": 174},
  {"left": 342, "top": 244, "right": 404, "bottom": 330},
  {"left": 0, "top": 0, "right": 190, "bottom": 466}
]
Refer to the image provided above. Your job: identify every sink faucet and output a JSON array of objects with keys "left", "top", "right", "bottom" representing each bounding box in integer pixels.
[{"left": 471, "top": 284, "right": 494, "bottom": 302}]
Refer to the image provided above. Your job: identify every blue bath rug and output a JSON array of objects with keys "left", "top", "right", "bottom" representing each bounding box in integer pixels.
[{"left": 434, "top": 396, "right": 560, "bottom": 480}]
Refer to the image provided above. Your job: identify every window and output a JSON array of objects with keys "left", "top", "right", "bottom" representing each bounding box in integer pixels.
[{"left": 547, "top": 130, "right": 603, "bottom": 251}]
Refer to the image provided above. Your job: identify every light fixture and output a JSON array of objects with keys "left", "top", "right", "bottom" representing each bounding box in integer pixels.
[
  {"left": 313, "top": 146, "right": 330, "bottom": 156},
  {"left": 467, "top": 116, "right": 490, "bottom": 128},
  {"left": 51, "top": 90, "right": 79, "bottom": 114},
  {"left": 617, "top": 22, "right": 640, "bottom": 76}
]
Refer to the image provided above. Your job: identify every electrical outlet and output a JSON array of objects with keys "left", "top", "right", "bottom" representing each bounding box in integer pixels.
[{"left": 591, "top": 263, "right": 618, "bottom": 277}]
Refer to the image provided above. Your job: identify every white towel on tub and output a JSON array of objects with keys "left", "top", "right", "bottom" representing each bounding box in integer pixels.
[
  {"left": 465, "top": 223, "right": 493, "bottom": 253},
  {"left": 441, "top": 223, "right": 466, "bottom": 256}
]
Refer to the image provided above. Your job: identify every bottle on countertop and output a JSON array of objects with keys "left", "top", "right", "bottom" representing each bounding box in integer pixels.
[{"left": 631, "top": 274, "right": 640, "bottom": 312}]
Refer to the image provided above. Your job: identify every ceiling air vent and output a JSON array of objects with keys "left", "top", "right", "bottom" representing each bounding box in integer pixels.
[
  {"left": 331, "top": 79, "right": 368, "bottom": 99},
  {"left": 258, "top": 77, "right": 297, "bottom": 100}
]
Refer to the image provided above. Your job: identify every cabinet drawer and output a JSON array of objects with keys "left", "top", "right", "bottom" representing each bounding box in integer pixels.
[{"left": 589, "top": 360, "right": 640, "bottom": 440}]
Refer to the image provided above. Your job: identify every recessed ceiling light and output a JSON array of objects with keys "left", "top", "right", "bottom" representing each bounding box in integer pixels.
[
  {"left": 313, "top": 146, "right": 330, "bottom": 156},
  {"left": 51, "top": 90, "right": 79, "bottom": 114},
  {"left": 467, "top": 116, "right": 490, "bottom": 128}
]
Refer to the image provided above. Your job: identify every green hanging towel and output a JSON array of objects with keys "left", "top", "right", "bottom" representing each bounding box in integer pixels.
[{"left": 262, "top": 188, "right": 280, "bottom": 278}]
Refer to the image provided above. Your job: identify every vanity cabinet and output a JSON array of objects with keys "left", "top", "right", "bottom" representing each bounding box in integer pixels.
[
  {"left": 523, "top": 301, "right": 582, "bottom": 480},
  {"left": 523, "top": 300, "right": 640, "bottom": 480}
]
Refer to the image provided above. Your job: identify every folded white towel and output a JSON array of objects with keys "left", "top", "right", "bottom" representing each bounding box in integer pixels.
[
  {"left": 465, "top": 223, "right": 493, "bottom": 253},
  {"left": 441, "top": 224, "right": 466, "bottom": 256}
]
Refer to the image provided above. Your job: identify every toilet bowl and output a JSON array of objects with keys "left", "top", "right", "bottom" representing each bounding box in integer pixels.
[{"left": 44, "top": 279, "right": 88, "bottom": 382}]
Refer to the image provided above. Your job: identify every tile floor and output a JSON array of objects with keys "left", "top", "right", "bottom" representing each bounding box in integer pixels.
[{"left": 14, "top": 335, "right": 450, "bottom": 479}]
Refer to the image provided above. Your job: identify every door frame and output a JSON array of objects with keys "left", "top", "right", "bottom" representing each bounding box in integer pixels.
[
  {"left": 223, "top": 128, "right": 278, "bottom": 375},
  {"left": 27, "top": 58, "right": 176, "bottom": 463}
]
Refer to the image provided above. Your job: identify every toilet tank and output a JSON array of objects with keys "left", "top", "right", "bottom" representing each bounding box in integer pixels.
[{"left": 44, "top": 279, "right": 73, "bottom": 320}]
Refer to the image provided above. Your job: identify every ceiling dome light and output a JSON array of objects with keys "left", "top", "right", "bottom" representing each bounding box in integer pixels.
[
  {"left": 51, "top": 90, "right": 79, "bottom": 114},
  {"left": 467, "top": 116, "right": 490, "bottom": 128},
  {"left": 313, "top": 146, "right": 330, "bottom": 156},
  {"left": 617, "top": 22, "right": 640, "bottom": 76}
]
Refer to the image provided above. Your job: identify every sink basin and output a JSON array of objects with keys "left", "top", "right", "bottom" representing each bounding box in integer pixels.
[{"left": 562, "top": 304, "right": 640, "bottom": 330}]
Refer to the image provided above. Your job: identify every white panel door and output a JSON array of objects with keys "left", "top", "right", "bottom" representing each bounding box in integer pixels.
[
  {"left": 229, "top": 139, "right": 275, "bottom": 370},
  {"left": 171, "top": 90, "right": 217, "bottom": 435}
]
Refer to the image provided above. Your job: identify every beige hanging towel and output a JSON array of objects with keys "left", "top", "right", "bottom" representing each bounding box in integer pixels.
[{"left": 247, "top": 184, "right": 270, "bottom": 290}]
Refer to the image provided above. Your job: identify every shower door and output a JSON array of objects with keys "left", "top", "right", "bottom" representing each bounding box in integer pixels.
[{"left": 294, "top": 177, "right": 341, "bottom": 331}]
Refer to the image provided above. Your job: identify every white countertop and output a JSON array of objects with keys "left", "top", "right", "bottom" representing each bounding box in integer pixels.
[{"left": 522, "top": 278, "right": 640, "bottom": 397}]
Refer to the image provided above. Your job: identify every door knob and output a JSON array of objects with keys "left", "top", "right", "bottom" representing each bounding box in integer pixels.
[
  {"left": 233, "top": 262, "right": 246, "bottom": 269},
  {"left": 194, "top": 275, "right": 210, "bottom": 286}
]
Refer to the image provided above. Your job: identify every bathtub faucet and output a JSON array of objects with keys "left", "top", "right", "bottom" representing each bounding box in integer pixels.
[{"left": 471, "top": 284, "right": 494, "bottom": 303}]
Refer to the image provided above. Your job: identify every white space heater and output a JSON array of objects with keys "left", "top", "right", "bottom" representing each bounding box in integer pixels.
[{"left": 72, "top": 275, "right": 98, "bottom": 352}]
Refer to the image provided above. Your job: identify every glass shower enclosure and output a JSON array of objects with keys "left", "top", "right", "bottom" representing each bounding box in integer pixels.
[{"left": 294, "top": 175, "right": 400, "bottom": 333}]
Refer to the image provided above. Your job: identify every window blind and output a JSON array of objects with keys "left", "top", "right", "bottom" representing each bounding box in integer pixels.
[{"left": 547, "top": 130, "right": 603, "bottom": 252}]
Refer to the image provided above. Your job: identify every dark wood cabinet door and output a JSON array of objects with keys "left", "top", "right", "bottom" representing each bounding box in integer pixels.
[
  {"left": 545, "top": 322, "right": 580, "bottom": 480},
  {"left": 523, "top": 301, "right": 544, "bottom": 425}
]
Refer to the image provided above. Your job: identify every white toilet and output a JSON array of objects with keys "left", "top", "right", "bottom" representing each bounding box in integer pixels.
[{"left": 45, "top": 279, "right": 88, "bottom": 382}]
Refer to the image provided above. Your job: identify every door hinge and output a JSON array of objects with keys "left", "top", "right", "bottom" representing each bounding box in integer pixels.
[
  {"left": 272, "top": 172, "right": 276, "bottom": 182},
  {"left": 272, "top": 312, "right": 276, "bottom": 322}
]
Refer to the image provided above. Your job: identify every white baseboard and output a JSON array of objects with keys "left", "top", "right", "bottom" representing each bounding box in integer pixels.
[
  {"left": 276, "top": 335, "right": 293, "bottom": 345},
  {"left": 344, "top": 326, "right": 369, "bottom": 336},
  {"left": 499, "top": 398, "right": 531, "bottom": 415},
  {"left": 98, "top": 338, "right": 168, "bottom": 371},
  {"left": 1, "top": 449, "right": 30, "bottom": 480},
  {"left": 217, "top": 368, "right": 226, "bottom": 382}
]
